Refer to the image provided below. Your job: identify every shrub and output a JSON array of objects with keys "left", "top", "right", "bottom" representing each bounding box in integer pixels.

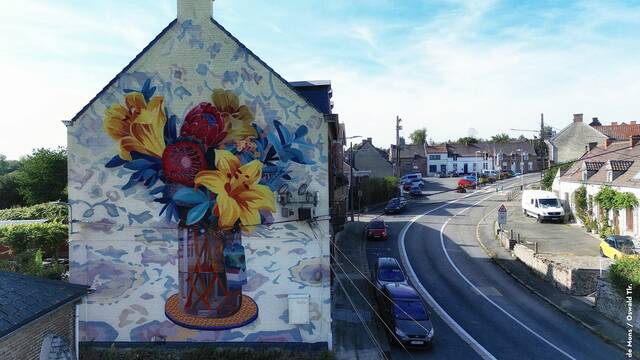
[
  {"left": 359, "top": 176, "right": 399, "bottom": 207},
  {"left": 0, "top": 250, "right": 66, "bottom": 280},
  {"left": 541, "top": 162, "right": 573, "bottom": 190},
  {"left": 0, "top": 222, "right": 68, "bottom": 259},
  {"left": 609, "top": 256, "right": 640, "bottom": 296},
  {"left": 0, "top": 203, "right": 67, "bottom": 223}
]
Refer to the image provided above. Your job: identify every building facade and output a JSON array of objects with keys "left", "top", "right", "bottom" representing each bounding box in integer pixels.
[
  {"left": 554, "top": 137, "right": 640, "bottom": 245},
  {"left": 350, "top": 139, "right": 393, "bottom": 178},
  {"left": 546, "top": 114, "right": 609, "bottom": 165},
  {"left": 67, "top": 0, "right": 331, "bottom": 347}
]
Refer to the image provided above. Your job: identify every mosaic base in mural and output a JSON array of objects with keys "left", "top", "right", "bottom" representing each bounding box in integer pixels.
[{"left": 165, "top": 293, "right": 258, "bottom": 330}]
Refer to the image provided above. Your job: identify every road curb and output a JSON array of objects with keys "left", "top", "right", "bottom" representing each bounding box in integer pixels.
[{"left": 475, "top": 208, "right": 635, "bottom": 358}]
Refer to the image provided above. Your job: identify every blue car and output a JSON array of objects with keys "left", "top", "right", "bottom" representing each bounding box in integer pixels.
[
  {"left": 409, "top": 185, "right": 422, "bottom": 196},
  {"left": 378, "top": 283, "right": 434, "bottom": 347}
]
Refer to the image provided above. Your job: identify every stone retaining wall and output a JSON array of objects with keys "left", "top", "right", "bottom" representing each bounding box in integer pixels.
[
  {"left": 596, "top": 278, "right": 640, "bottom": 334},
  {"left": 512, "top": 244, "right": 598, "bottom": 296}
]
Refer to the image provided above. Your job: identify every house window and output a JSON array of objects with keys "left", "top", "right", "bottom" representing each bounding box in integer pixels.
[
  {"left": 511, "top": 153, "right": 516, "bottom": 161},
  {"left": 429, "top": 165, "right": 437, "bottom": 173},
  {"left": 429, "top": 154, "right": 441, "bottom": 160},
  {"left": 502, "top": 162, "right": 507, "bottom": 167},
  {"left": 607, "top": 171, "right": 613, "bottom": 182},
  {"left": 528, "top": 162, "right": 533, "bottom": 170},
  {"left": 483, "top": 162, "right": 488, "bottom": 170},
  {"left": 473, "top": 163, "right": 477, "bottom": 171},
  {"left": 627, "top": 207, "right": 634, "bottom": 231},
  {"left": 453, "top": 163, "right": 457, "bottom": 170},
  {"left": 582, "top": 169, "right": 587, "bottom": 182},
  {"left": 453, "top": 155, "right": 458, "bottom": 161},
  {"left": 523, "top": 153, "right": 529, "bottom": 160}
]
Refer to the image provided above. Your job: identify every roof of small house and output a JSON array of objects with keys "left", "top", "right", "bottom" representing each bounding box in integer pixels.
[
  {"left": 0, "top": 271, "right": 89, "bottom": 338},
  {"left": 592, "top": 122, "right": 640, "bottom": 140},
  {"left": 560, "top": 141, "right": 640, "bottom": 187}
]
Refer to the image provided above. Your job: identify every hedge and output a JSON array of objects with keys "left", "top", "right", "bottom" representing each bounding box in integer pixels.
[
  {"left": 80, "top": 346, "right": 336, "bottom": 360},
  {"left": 0, "top": 202, "right": 67, "bottom": 223},
  {"left": 0, "top": 222, "right": 68, "bottom": 259},
  {"left": 609, "top": 256, "right": 640, "bottom": 296}
]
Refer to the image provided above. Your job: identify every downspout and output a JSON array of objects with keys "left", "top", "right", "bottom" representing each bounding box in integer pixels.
[{"left": 75, "top": 303, "right": 80, "bottom": 359}]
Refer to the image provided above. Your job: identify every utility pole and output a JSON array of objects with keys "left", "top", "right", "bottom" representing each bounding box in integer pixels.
[
  {"left": 540, "top": 113, "right": 545, "bottom": 180},
  {"left": 349, "top": 141, "right": 354, "bottom": 221},
  {"left": 396, "top": 116, "right": 402, "bottom": 177}
]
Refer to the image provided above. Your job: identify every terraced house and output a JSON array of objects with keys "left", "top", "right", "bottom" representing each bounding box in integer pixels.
[
  {"left": 554, "top": 136, "right": 640, "bottom": 244},
  {"left": 66, "top": 0, "right": 332, "bottom": 349}
]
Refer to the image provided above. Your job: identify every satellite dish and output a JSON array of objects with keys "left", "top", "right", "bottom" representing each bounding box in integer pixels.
[
  {"left": 298, "top": 183, "right": 309, "bottom": 196},
  {"left": 278, "top": 184, "right": 289, "bottom": 195}
]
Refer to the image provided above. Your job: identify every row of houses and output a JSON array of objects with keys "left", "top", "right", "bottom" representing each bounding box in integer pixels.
[{"left": 347, "top": 138, "right": 542, "bottom": 178}]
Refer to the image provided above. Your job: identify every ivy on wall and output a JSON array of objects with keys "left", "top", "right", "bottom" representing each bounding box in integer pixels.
[{"left": 594, "top": 186, "right": 639, "bottom": 211}]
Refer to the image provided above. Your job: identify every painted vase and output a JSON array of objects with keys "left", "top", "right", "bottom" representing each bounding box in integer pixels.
[{"left": 177, "top": 225, "right": 247, "bottom": 318}]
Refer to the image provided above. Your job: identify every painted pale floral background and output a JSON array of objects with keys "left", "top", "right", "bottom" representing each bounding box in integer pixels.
[{"left": 68, "top": 19, "right": 330, "bottom": 343}]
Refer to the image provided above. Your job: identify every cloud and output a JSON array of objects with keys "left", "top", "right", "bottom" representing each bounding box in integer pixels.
[{"left": 350, "top": 25, "right": 376, "bottom": 47}]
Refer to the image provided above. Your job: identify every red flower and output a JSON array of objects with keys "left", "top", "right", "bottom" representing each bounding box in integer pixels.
[
  {"left": 180, "top": 102, "right": 227, "bottom": 148},
  {"left": 162, "top": 141, "right": 207, "bottom": 186}
]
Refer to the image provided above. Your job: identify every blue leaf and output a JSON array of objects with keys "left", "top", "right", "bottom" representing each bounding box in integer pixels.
[
  {"left": 124, "top": 159, "right": 153, "bottom": 171},
  {"left": 128, "top": 211, "right": 153, "bottom": 225},
  {"left": 173, "top": 187, "right": 208, "bottom": 205},
  {"left": 122, "top": 175, "right": 139, "bottom": 190},
  {"left": 294, "top": 125, "right": 308, "bottom": 140},
  {"left": 83, "top": 209, "right": 94, "bottom": 217},
  {"left": 103, "top": 203, "right": 119, "bottom": 217},
  {"left": 186, "top": 202, "right": 210, "bottom": 225},
  {"left": 287, "top": 148, "right": 315, "bottom": 165},
  {"left": 149, "top": 186, "right": 166, "bottom": 195},
  {"left": 123, "top": 89, "right": 136, "bottom": 93},
  {"left": 105, "top": 155, "right": 126, "bottom": 168}
]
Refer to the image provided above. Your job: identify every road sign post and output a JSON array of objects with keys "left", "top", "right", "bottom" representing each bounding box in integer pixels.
[{"left": 498, "top": 204, "right": 507, "bottom": 230}]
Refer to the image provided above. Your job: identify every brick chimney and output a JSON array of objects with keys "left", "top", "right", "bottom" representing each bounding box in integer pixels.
[
  {"left": 178, "top": 0, "right": 213, "bottom": 23},
  {"left": 631, "top": 121, "right": 637, "bottom": 125},
  {"left": 611, "top": 121, "right": 618, "bottom": 126},
  {"left": 630, "top": 135, "right": 640, "bottom": 148},
  {"left": 366, "top": 137, "right": 372, "bottom": 144},
  {"left": 573, "top": 113, "right": 583, "bottom": 123}
]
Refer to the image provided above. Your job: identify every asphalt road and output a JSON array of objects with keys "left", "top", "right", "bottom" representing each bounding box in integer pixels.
[{"left": 365, "top": 175, "right": 623, "bottom": 360}]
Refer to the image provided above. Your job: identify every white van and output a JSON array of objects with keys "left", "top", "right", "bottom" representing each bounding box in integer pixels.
[
  {"left": 521, "top": 190, "right": 565, "bottom": 223},
  {"left": 400, "top": 173, "right": 424, "bottom": 188}
]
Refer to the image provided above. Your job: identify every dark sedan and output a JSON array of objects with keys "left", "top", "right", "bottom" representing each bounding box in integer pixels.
[
  {"left": 379, "top": 283, "right": 434, "bottom": 348},
  {"left": 384, "top": 198, "right": 406, "bottom": 214}
]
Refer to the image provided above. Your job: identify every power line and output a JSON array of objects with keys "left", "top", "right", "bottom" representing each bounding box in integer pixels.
[{"left": 309, "top": 226, "right": 416, "bottom": 359}]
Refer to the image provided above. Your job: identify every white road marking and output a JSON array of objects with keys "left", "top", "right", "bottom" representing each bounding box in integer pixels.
[
  {"left": 439, "top": 192, "right": 577, "bottom": 360},
  {"left": 398, "top": 190, "right": 497, "bottom": 360}
]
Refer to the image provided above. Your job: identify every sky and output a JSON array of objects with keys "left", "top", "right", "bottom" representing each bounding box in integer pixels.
[{"left": 1, "top": 0, "right": 639, "bottom": 159}]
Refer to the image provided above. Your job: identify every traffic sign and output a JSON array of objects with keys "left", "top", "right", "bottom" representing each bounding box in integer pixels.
[{"left": 498, "top": 204, "right": 507, "bottom": 225}]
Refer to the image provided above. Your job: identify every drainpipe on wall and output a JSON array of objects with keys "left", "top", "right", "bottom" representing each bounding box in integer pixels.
[{"left": 75, "top": 303, "right": 80, "bottom": 359}]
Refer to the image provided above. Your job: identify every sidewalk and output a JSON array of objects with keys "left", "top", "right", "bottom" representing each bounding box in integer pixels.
[
  {"left": 332, "top": 221, "right": 390, "bottom": 360},
  {"left": 477, "top": 195, "right": 640, "bottom": 358}
]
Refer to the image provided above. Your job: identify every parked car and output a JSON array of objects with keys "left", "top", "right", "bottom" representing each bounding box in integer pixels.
[
  {"left": 379, "top": 283, "right": 434, "bottom": 348},
  {"left": 409, "top": 184, "right": 423, "bottom": 196},
  {"left": 463, "top": 175, "right": 477, "bottom": 182},
  {"left": 372, "top": 257, "right": 407, "bottom": 293},
  {"left": 367, "top": 219, "right": 388, "bottom": 240},
  {"left": 384, "top": 198, "right": 407, "bottom": 214},
  {"left": 448, "top": 170, "right": 460, "bottom": 177},
  {"left": 521, "top": 190, "right": 565, "bottom": 223},
  {"left": 457, "top": 178, "right": 475, "bottom": 189},
  {"left": 498, "top": 170, "right": 511, "bottom": 179},
  {"left": 600, "top": 235, "right": 638, "bottom": 260}
]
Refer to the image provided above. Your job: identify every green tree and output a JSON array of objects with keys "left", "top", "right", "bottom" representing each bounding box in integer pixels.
[
  {"left": 456, "top": 136, "right": 479, "bottom": 145},
  {"left": 0, "top": 174, "right": 23, "bottom": 209},
  {"left": 409, "top": 128, "right": 427, "bottom": 145},
  {"left": 0, "top": 154, "right": 20, "bottom": 176},
  {"left": 14, "top": 148, "right": 67, "bottom": 205},
  {"left": 490, "top": 133, "right": 511, "bottom": 144}
]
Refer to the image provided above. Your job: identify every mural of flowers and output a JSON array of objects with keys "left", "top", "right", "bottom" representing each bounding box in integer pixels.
[{"left": 102, "top": 79, "right": 315, "bottom": 329}]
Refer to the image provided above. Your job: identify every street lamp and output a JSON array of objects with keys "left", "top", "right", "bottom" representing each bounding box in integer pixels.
[{"left": 347, "top": 136, "right": 363, "bottom": 221}]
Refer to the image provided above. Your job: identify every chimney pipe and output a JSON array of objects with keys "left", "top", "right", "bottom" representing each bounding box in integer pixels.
[
  {"left": 611, "top": 121, "right": 618, "bottom": 126},
  {"left": 178, "top": 0, "right": 213, "bottom": 23},
  {"left": 573, "top": 113, "right": 583, "bottom": 123},
  {"left": 631, "top": 121, "right": 637, "bottom": 125}
]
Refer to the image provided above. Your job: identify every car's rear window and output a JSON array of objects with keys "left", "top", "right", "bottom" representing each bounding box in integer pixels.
[
  {"left": 394, "top": 300, "right": 429, "bottom": 321},
  {"left": 369, "top": 221, "right": 385, "bottom": 229},
  {"left": 378, "top": 268, "right": 404, "bottom": 282},
  {"left": 387, "top": 199, "right": 399, "bottom": 206}
]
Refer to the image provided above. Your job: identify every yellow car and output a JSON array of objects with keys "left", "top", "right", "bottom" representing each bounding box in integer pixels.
[{"left": 600, "top": 235, "right": 638, "bottom": 260}]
